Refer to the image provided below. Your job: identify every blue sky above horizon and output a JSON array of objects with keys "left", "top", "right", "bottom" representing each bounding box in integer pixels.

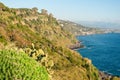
[{"left": 0, "top": 0, "right": 120, "bottom": 23}]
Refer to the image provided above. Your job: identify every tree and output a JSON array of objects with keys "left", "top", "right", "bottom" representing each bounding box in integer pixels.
[
  {"left": 0, "top": 2, "right": 5, "bottom": 10},
  {"left": 32, "top": 7, "right": 38, "bottom": 12},
  {"left": 49, "top": 13, "right": 53, "bottom": 18},
  {"left": 41, "top": 9, "right": 48, "bottom": 15}
]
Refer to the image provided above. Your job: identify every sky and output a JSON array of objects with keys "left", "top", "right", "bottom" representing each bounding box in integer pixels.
[{"left": 0, "top": 0, "right": 120, "bottom": 23}]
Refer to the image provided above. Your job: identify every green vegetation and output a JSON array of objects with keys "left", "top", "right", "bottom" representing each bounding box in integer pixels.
[
  {"left": 1, "top": 2, "right": 119, "bottom": 80},
  {"left": 111, "top": 77, "right": 120, "bottom": 80},
  {"left": 0, "top": 2, "right": 100, "bottom": 80},
  {"left": 0, "top": 50, "right": 49, "bottom": 80}
]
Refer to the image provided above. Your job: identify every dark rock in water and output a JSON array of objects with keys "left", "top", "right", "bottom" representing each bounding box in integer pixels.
[
  {"left": 99, "top": 71, "right": 111, "bottom": 80},
  {"left": 68, "top": 41, "right": 84, "bottom": 50},
  {"left": 99, "top": 71, "right": 120, "bottom": 80}
]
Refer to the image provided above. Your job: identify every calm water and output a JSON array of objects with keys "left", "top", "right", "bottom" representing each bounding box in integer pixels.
[{"left": 77, "top": 33, "right": 120, "bottom": 76}]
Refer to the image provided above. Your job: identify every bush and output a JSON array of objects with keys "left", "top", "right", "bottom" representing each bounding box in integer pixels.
[{"left": 0, "top": 50, "right": 49, "bottom": 80}]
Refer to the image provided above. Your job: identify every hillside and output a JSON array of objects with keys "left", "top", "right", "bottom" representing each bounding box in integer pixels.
[
  {"left": 0, "top": 2, "right": 119, "bottom": 80},
  {"left": 58, "top": 20, "right": 105, "bottom": 36}
]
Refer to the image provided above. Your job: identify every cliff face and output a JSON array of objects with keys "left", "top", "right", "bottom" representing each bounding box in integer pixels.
[{"left": 0, "top": 2, "right": 101, "bottom": 80}]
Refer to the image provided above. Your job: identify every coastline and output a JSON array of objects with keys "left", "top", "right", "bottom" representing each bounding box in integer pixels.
[{"left": 71, "top": 34, "right": 120, "bottom": 80}]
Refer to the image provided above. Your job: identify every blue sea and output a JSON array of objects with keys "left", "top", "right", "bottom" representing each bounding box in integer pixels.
[{"left": 77, "top": 33, "right": 120, "bottom": 76}]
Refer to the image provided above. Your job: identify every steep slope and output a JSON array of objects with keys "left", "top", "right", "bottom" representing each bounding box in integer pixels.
[
  {"left": 1, "top": 2, "right": 119, "bottom": 80},
  {"left": 58, "top": 20, "right": 104, "bottom": 36},
  {"left": 0, "top": 3, "right": 76, "bottom": 48}
]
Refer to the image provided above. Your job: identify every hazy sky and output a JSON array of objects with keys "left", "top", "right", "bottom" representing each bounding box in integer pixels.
[{"left": 0, "top": 0, "right": 120, "bottom": 22}]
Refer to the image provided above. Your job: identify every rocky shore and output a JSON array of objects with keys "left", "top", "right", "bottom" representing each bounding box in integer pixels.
[
  {"left": 99, "top": 71, "right": 120, "bottom": 80},
  {"left": 68, "top": 41, "right": 84, "bottom": 50},
  {"left": 69, "top": 41, "right": 120, "bottom": 80}
]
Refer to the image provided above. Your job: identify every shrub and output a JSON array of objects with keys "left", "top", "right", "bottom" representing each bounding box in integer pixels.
[{"left": 0, "top": 50, "right": 49, "bottom": 80}]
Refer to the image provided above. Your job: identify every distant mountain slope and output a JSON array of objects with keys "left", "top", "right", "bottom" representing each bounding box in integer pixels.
[
  {"left": 58, "top": 20, "right": 104, "bottom": 35},
  {"left": 78, "top": 21, "right": 120, "bottom": 29}
]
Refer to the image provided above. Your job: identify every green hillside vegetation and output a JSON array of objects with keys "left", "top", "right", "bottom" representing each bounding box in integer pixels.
[
  {"left": 0, "top": 50, "right": 49, "bottom": 80},
  {"left": 0, "top": 2, "right": 119, "bottom": 80},
  {"left": 0, "top": 5, "right": 76, "bottom": 48}
]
